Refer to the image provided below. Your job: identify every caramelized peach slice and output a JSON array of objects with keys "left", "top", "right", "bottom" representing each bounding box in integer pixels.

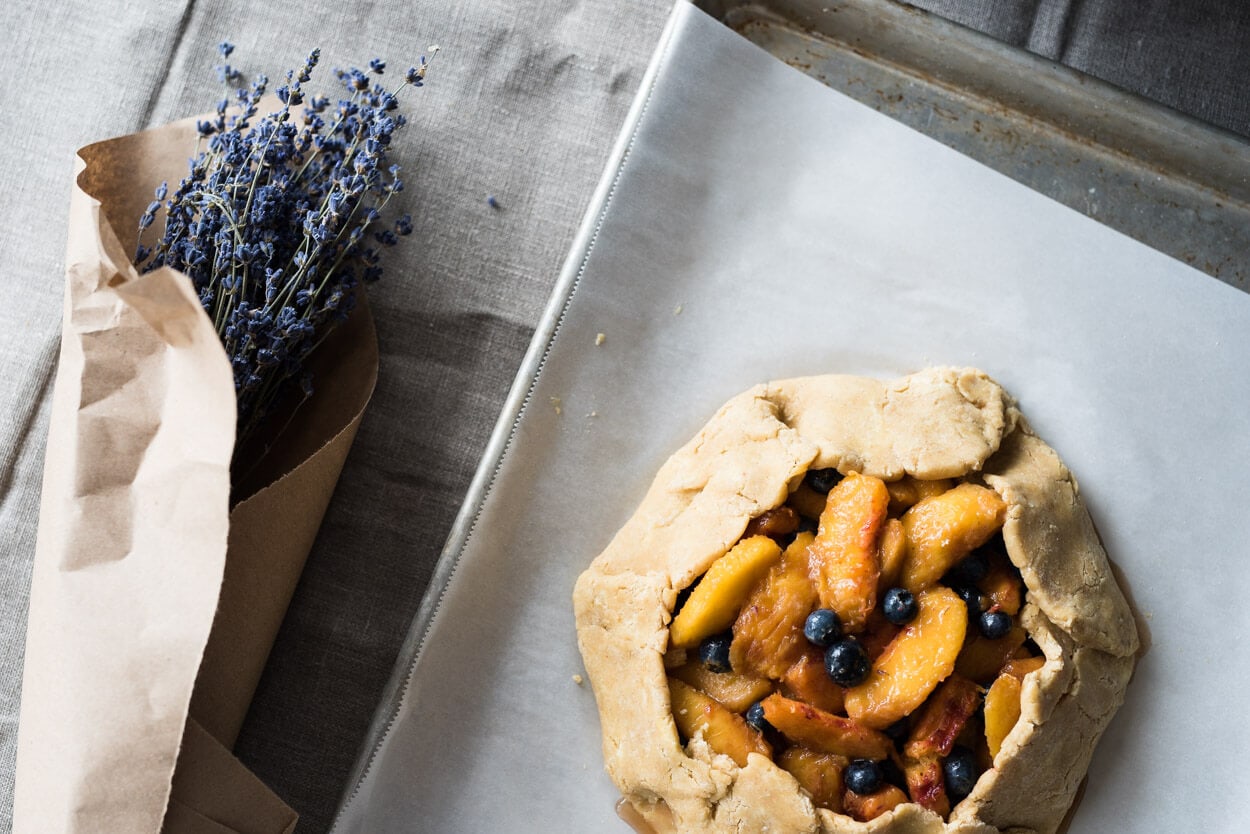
[
  {"left": 876, "top": 518, "right": 907, "bottom": 593},
  {"left": 844, "top": 587, "right": 967, "bottom": 729},
  {"left": 788, "top": 482, "right": 828, "bottom": 520},
  {"left": 730, "top": 532, "right": 817, "bottom": 679},
  {"left": 886, "top": 476, "right": 954, "bottom": 514},
  {"left": 808, "top": 473, "right": 889, "bottom": 631},
  {"left": 669, "top": 535, "right": 782, "bottom": 648},
  {"left": 899, "top": 484, "right": 1007, "bottom": 593},
  {"left": 778, "top": 747, "right": 846, "bottom": 812},
  {"left": 904, "top": 675, "right": 982, "bottom": 760},
  {"left": 903, "top": 754, "right": 949, "bottom": 817},
  {"left": 1001, "top": 655, "right": 1045, "bottom": 681},
  {"left": 980, "top": 552, "right": 1024, "bottom": 616},
  {"left": 954, "top": 626, "right": 1027, "bottom": 684},
  {"left": 744, "top": 506, "right": 800, "bottom": 539},
  {"left": 761, "top": 693, "right": 893, "bottom": 760},
  {"left": 669, "top": 662, "right": 773, "bottom": 713},
  {"left": 984, "top": 672, "right": 1023, "bottom": 760},
  {"left": 781, "top": 650, "right": 846, "bottom": 716},
  {"left": 668, "top": 678, "right": 771, "bottom": 767},
  {"left": 844, "top": 784, "right": 909, "bottom": 822}
]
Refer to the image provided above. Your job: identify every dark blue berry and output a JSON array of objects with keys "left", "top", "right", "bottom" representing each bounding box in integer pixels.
[
  {"left": 744, "top": 701, "right": 773, "bottom": 735},
  {"left": 943, "top": 746, "right": 980, "bottom": 801},
  {"left": 979, "top": 609, "right": 1013, "bottom": 640},
  {"left": 804, "top": 608, "right": 843, "bottom": 647},
  {"left": 844, "top": 759, "right": 882, "bottom": 795},
  {"left": 881, "top": 587, "right": 918, "bottom": 625},
  {"left": 824, "top": 637, "right": 871, "bottom": 687},
  {"left": 952, "top": 583, "right": 984, "bottom": 621},
  {"left": 806, "top": 468, "right": 843, "bottom": 494},
  {"left": 944, "top": 549, "right": 989, "bottom": 586},
  {"left": 697, "top": 632, "right": 733, "bottom": 673}
]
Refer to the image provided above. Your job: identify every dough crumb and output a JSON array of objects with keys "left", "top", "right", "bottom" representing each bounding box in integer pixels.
[
  {"left": 587, "top": 410, "right": 598, "bottom": 418},
  {"left": 572, "top": 673, "right": 585, "bottom": 685},
  {"left": 550, "top": 396, "right": 562, "bottom": 415},
  {"left": 595, "top": 332, "right": 606, "bottom": 346},
  {"left": 674, "top": 304, "right": 684, "bottom": 315}
]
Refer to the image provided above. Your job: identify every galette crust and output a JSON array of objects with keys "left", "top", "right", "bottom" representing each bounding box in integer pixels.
[{"left": 574, "top": 368, "right": 1138, "bottom": 834}]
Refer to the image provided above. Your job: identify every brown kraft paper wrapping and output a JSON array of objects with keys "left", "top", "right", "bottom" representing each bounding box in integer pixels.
[{"left": 15, "top": 115, "right": 378, "bottom": 834}]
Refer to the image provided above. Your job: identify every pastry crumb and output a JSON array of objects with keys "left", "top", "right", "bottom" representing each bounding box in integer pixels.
[
  {"left": 586, "top": 410, "right": 598, "bottom": 418},
  {"left": 572, "top": 673, "right": 584, "bottom": 685},
  {"left": 674, "top": 303, "right": 683, "bottom": 315},
  {"left": 550, "top": 396, "right": 562, "bottom": 415},
  {"left": 595, "top": 332, "right": 606, "bottom": 346}
]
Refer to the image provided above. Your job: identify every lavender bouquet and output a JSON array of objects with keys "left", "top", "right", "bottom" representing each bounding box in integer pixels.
[
  {"left": 15, "top": 42, "right": 437, "bottom": 834},
  {"left": 136, "top": 42, "right": 430, "bottom": 458}
]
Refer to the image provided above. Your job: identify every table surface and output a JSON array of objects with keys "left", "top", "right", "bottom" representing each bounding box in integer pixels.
[{"left": 0, "top": 1, "right": 1246, "bottom": 832}]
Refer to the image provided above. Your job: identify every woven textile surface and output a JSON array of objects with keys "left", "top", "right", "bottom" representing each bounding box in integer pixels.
[{"left": 0, "top": 1, "right": 1245, "bottom": 831}]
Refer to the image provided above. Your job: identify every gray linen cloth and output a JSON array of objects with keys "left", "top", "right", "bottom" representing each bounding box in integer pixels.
[{"left": 0, "top": 1, "right": 1245, "bottom": 832}]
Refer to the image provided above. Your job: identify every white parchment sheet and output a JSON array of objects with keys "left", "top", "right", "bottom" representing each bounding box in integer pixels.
[{"left": 334, "top": 3, "right": 1250, "bottom": 831}]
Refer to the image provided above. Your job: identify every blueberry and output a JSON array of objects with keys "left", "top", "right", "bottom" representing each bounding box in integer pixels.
[
  {"left": 824, "top": 637, "right": 871, "bottom": 687},
  {"left": 804, "top": 608, "right": 843, "bottom": 647},
  {"left": 697, "top": 632, "right": 733, "bottom": 673},
  {"left": 744, "top": 701, "right": 773, "bottom": 735},
  {"left": 944, "top": 549, "right": 989, "bottom": 586},
  {"left": 943, "top": 746, "right": 980, "bottom": 801},
  {"left": 881, "top": 587, "right": 918, "bottom": 625},
  {"left": 979, "top": 609, "right": 1013, "bottom": 640},
  {"left": 844, "top": 759, "right": 882, "bottom": 795},
  {"left": 951, "top": 583, "right": 984, "bottom": 621},
  {"left": 806, "top": 468, "right": 843, "bottom": 494}
]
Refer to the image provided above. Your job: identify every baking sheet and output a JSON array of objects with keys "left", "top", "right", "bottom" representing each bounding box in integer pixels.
[
  {"left": 701, "top": 0, "right": 1250, "bottom": 290},
  {"left": 332, "top": 2, "right": 1250, "bottom": 831}
]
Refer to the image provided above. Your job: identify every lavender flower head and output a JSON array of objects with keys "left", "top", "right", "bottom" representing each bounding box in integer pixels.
[{"left": 135, "top": 45, "right": 437, "bottom": 452}]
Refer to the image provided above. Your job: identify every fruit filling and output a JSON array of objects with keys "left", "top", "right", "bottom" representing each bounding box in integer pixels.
[{"left": 663, "top": 468, "right": 1042, "bottom": 823}]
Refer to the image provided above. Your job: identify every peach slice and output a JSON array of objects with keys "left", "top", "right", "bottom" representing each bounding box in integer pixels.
[
  {"left": 669, "top": 535, "right": 782, "bottom": 648},
  {"left": 761, "top": 693, "right": 893, "bottom": 760},
  {"left": 669, "top": 662, "right": 773, "bottom": 714},
  {"left": 980, "top": 552, "right": 1024, "bottom": 616},
  {"left": 1001, "top": 655, "right": 1045, "bottom": 681},
  {"left": 787, "top": 482, "right": 828, "bottom": 520},
  {"left": 876, "top": 518, "right": 907, "bottom": 593},
  {"left": 903, "top": 675, "right": 982, "bottom": 760},
  {"left": 899, "top": 484, "right": 1007, "bottom": 593},
  {"left": 778, "top": 747, "right": 846, "bottom": 812},
  {"left": 844, "top": 586, "right": 967, "bottom": 729},
  {"left": 902, "top": 754, "right": 949, "bottom": 817},
  {"left": 843, "top": 784, "right": 909, "bottom": 822},
  {"left": 744, "top": 505, "right": 800, "bottom": 539},
  {"left": 808, "top": 473, "right": 889, "bottom": 632},
  {"left": 668, "top": 678, "right": 771, "bottom": 767},
  {"left": 886, "top": 476, "right": 954, "bottom": 514},
  {"left": 984, "top": 673, "right": 1023, "bottom": 761},
  {"left": 780, "top": 650, "right": 846, "bottom": 716},
  {"left": 954, "top": 626, "right": 1027, "bottom": 684},
  {"left": 730, "top": 532, "right": 817, "bottom": 679}
]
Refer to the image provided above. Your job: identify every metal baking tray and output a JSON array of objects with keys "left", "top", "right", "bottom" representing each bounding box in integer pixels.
[
  {"left": 698, "top": 0, "right": 1250, "bottom": 290},
  {"left": 329, "top": 3, "right": 1250, "bottom": 831}
]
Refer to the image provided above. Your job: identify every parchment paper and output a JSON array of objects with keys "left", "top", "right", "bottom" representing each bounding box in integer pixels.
[
  {"left": 15, "top": 114, "right": 378, "bottom": 833},
  {"left": 333, "top": 2, "right": 1250, "bottom": 831}
]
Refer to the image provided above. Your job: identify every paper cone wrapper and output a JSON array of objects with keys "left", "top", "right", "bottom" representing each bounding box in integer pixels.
[{"left": 14, "top": 115, "right": 377, "bottom": 834}]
